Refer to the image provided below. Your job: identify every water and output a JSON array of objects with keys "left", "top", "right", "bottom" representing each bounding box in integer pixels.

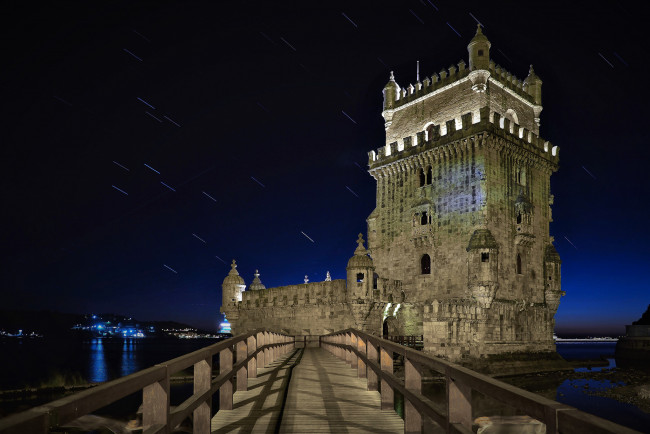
[
  {"left": 553, "top": 342, "right": 650, "bottom": 432},
  {"left": 0, "top": 336, "right": 222, "bottom": 419}
]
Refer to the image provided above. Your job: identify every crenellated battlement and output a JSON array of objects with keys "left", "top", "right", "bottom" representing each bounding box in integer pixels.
[
  {"left": 389, "top": 60, "right": 537, "bottom": 111},
  {"left": 392, "top": 60, "right": 470, "bottom": 109},
  {"left": 487, "top": 61, "right": 536, "bottom": 104},
  {"left": 240, "top": 279, "right": 347, "bottom": 308},
  {"left": 368, "top": 106, "right": 558, "bottom": 171}
]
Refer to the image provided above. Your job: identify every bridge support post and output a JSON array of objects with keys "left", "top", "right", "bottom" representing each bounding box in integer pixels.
[
  {"left": 193, "top": 355, "right": 212, "bottom": 434},
  {"left": 219, "top": 346, "right": 233, "bottom": 410},
  {"left": 247, "top": 335, "right": 257, "bottom": 378},
  {"left": 143, "top": 374, "right": 169, "bottom": 430},
  {"left": 404, "top": 357, "right": 422, "bottom": 433},
  {"left": 236, "top": 340, "right": 248, "bottom": 392},
  {"left": 367, "top": 341, "right": 378, "bottom": 391},
  {"left": 357, "top": 336, "right": 366, "bottom": 379},
  {"left": 380, "top": 346, "right": 393, "bottom": 410},
  {"left": 446, "top": 369, "right": 472, "bottom": 431},
  {"left": 350, "top": 333, "right": 358, "bottom": 369}
]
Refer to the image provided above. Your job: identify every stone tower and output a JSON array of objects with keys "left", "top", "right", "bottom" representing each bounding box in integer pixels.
[{"left": 367, "top": 25, "right": 563, "bottom": 359}]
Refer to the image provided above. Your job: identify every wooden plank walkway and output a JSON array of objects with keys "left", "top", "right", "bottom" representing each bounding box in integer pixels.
[
  {"left": 211, "top": 346, "right": 403, "bottom": 433},
  {"left": 211, "top": 348, "right": 301, "bottom": 433},
  {"left": 279, "top": 347, "right": 403, "bottom": 433}
]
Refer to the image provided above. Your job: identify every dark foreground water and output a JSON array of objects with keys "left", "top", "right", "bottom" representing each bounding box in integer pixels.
[{"left": 0, "top": 336, "right": 222, "bottom": 419}]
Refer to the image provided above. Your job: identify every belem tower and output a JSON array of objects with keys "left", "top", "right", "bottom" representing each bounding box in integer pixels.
[{"left": 221, "top": 26, "right": 564, "bottom": 361}]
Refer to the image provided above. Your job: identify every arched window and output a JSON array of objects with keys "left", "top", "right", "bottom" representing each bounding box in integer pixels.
[
  {"left": 373, "top": 272, "right": 379, "bottom": 289},
  {"left": 421, "top": 254, "right": 431, "bottom": 274},
  {"left": 516, "top": 212, "right": 522, "bottom": 224},
  {"left": 419, "top": 169, "right": 426, "bottom": 187},
  {"left": 516, "top": 253, "right": 522, "bottom": 274},
  {"left": 426, "top": 166, "right": 432, "bottom": 185},
  {"left": 420, "top": 212, "right": 428, "bottom": 225}
]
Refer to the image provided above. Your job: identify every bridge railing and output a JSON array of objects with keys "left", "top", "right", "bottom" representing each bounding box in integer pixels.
[
  {"left": 321, "top": 329, "right": 638, "bottom": 434},
  {"left": 0, "top": 328, "right": 294, "bottom": 434}
]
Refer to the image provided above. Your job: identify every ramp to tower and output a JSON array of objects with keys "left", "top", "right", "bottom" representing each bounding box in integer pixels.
[
  {"left": 210, "top": 347, "right": 403, "bottom": 433},
  {"left": 279, "top": 347, "right": 404, "bottom": 433}
]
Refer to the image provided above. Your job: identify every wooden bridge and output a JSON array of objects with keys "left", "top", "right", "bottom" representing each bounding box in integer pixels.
[{"left": 0, "top": 328, "right": 639, "bottom": 433}]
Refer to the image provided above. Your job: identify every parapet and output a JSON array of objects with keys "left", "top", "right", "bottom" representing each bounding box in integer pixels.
[
  {"left": 389, "top": 60, "right": 536, "bottom": 111},
  {"left": 368, "top": 106, "right": 559, "bottom": 170},
  {"left": 487, "top": 61, "right": 535, "bottom": 104},
  {"left": 239, "top": 279, "right": 347, "bottom": 309},
  {"left": 391, "top": 60, "right": 469, "bottom": 110}
]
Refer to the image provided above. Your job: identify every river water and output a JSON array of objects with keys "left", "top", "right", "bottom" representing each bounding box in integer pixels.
[{"left": 0, "top": 339, "right": 648, "bottom": 431}]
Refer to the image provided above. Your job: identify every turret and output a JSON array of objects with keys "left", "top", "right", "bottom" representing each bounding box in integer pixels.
[
  {"left": 467, "top": 24, "right": 491, "bottom": 71},
  {"left": 248, "top": 269, "right": 266, "bottom": 291},
  {"left": 466, "top": 229, "right": 499, "bottom": 308},
  {"left": 221, "top": 260, "right": 245, "bottom": 306},
  {"left": 523, "top": 65, "right": 542, "bottom": 105},
  {"left": 382, "top": 71, "right": 399, "bottom": 111},
  {"left": 346, "top": 233, "right": 375, "bottom": 300}
]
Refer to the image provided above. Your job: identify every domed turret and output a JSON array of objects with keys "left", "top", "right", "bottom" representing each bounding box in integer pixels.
[
  {"left": 523, "top": 65, "right": 542, "bottom": 105},
  {"left": 467, "top": 24, "right": 491, "bottom": 71},
  {"left": 346, "top": 233, "right": 374, "bottom": 300},
  {"left": 249, "top": 269, "right": 266, "bottom": 291},
  {"left": 382, "top": 71, "right": 400, "bottom": 111},
  {"left": 222, "top": 260, "right": 245, "bottom": 305}
]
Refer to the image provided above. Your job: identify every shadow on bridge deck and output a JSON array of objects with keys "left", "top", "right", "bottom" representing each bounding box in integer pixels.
[{"left": 211, "top": 347, "right": 404, "bottom": 433}]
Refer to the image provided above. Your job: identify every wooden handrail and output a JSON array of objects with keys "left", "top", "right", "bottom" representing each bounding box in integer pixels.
[
  {"left": 0, "top": 328, "right": 295, "bottom": 434},
  {"left": 321, "top": 329, "right": 640, "bottom": 434}
]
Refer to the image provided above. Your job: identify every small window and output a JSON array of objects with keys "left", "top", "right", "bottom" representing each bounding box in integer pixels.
[
  {"left": 356, "top": 273, "right": 364, "bottom": 282},
  {"left": 516, "top": 213, "right": 522, "bottom": 224},
  {"left": 421, "top": 212, "right": 428, "bottom": 225},
  {"left": 481, "top": 252, "right": 489, "bottom": 262},
  {"left": 373, "top": 273, "right": 379, "bottom": 289},
  {"left": 426, "top": 166, "right": 432, "bottom": 185},
  {"left": 478, "top": 49, "right": 484, "bottom": 56},
  {"left": 421, "top": 254, "right": 431, "bottom": 275},
  {"left": 516, "top": 254, "right": 522, "bottom": 274},
  {"left": 419, "top": 169, "right": 426, "bottom": 187}
]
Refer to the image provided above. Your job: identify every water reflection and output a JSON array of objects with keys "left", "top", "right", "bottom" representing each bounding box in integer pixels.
[
  {"left": 121, "top": 339, "right": 140, "bottom": 377},
  {"left": 89, "top": 338, "right": 108, "bottom": 383}
]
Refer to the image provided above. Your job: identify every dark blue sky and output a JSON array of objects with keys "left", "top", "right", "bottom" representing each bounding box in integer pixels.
[{"left": 1, "top": 1, "right": 648, "bottom": 335}]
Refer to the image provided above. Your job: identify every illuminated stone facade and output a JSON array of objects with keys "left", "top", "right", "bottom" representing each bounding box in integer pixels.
[{"left": 221, "top": 26, "right": 563, "bottom": 360}]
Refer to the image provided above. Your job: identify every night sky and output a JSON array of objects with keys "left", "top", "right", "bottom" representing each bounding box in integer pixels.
[{"left": 1, "top": 1, "right": 648, "bottom": 335}]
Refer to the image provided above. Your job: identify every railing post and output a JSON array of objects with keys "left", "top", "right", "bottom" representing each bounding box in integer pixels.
[
  {"left": 269, "top": 333, "right": 275, "bottom": 363},
  {"left": 257, "top": 331, "right": 265, "bottom": 367},
  {"left": 346, "top": 332, "right": 352, "bottom": 365},
  {"left": 357, "top": 335, "right": 366, "bottom": 379},
  {"left": 380, "top": 345, "right": 393, "bottom": 410},
  {"left": 350, "top": 333, "right": 358, "bottom": 369},
  {"left": 143, "top": 370, "right": 169, "bottom": 430},
  {"left": 219, "top": 345, "right": 233, "bottom": 410},
  {"left": 236, "top": 339, "right": 248, "bottom": 392},
  {"left": 247, "top": 335, "right": 257, "bottom": 379},
  {"left": 367, "top": 341, "right": 378, "bottom": 391},
  {"left": 446, "top": 368, "right": 472, "bottom": 431},
  {"left": 264, "top": 331, "right": 271, "bottom": 365},
  {"left": 404, "top": 357, "right": 422, "bottom": 434},
  {"left": 193, "top": 354, "right": 212, "bottom": 434}
]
